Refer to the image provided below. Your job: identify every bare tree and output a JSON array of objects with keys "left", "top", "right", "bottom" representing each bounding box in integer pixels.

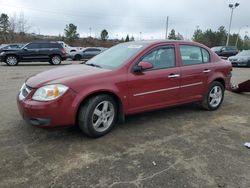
[{"left": 17, "top": 13, "right": 31, "bottom": 35}]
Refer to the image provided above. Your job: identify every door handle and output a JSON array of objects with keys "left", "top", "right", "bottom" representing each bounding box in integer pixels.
[
  {"left": 168, "top": 74, "right": 180, "bottom": 78},
  {"left": 203, "top": 69, "right": 211, "bottom": 73}
]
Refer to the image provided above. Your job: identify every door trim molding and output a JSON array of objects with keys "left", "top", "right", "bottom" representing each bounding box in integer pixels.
[{"left": 133, "top": 82, "right": 203, "bottom": 97}]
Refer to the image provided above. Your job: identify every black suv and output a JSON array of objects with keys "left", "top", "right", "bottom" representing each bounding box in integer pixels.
[
  {"left": 0, "top": 42, "right": 67, "bottom": 66},
  {"left": 211, "top": 46, "right": 238, "bottom": 59}
]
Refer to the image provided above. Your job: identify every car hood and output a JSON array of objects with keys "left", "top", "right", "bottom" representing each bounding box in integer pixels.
[
  {"left": 229, "top": 55, "right": 250, "bottom": 61},
  {"left": 0, "top": 48, "right": 21, "bottom": 52},
  {"left": 26, "top": 64, "right": 111, "bottom": 88}
]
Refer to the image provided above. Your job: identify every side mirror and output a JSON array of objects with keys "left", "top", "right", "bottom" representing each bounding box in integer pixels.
[
  {"left": 23, "top": 47, "right": 28, "bottom": 51},
  {"left": 133, "top": 61, "right": 153, "bottom": 73}
]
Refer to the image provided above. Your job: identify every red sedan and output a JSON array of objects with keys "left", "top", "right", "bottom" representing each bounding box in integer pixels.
[{"left": 17, "top": 40, "right": 232, "bottom": 137}]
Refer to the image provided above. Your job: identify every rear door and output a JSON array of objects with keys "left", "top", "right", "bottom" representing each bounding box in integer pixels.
[
  {"left": 178, "top": 44, "right": 212, "bottom": 103},
  {"left": 127, "top": 45, "right": 181, "bottom": 113}
]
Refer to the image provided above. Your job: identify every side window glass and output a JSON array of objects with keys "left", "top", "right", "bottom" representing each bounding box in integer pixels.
[
  {"left": 201, "top": 48, "right": 210, "bottom": 63},
  {"left": 141, "top": 46, "right": 175, "bottom": 69},
  {"left": 26, "top": 43, "right": 40, "bottom": 49},
  {"left": 180, "top": 45, "right": 203, "bottom": 65}
]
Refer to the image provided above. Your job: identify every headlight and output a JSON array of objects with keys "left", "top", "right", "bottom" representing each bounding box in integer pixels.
[
  {"left": 239, "top": 57, "right": 247, "bottom": 61},
  {"left": 32, "top": 84, "right": 69, "bottom": 101},
  {"left": 0, "top": 52, "right": 5, "bottom": 56}
]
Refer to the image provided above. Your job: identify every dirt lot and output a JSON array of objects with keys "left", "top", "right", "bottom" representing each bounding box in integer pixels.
[{"left": 0, "top": 61, "right": 249, "bottom": 188}]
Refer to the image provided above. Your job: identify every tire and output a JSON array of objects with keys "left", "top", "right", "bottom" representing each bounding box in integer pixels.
[
  {"left": 78, "top": 95, "right": 117, "bottom": 138},
  {"left": 201, "top": 81, "right": 225, "bottom": 111},
  {"left": 50, "top": 55, "right": 62, "bottom": 65},
  {"left": 248, "top": 61, "right": 250, "bottom": 68},
  {"left": 74, "top": 54, "right": 82, "bottom": 61},
  {"left": 5, "top": 55, "right": 19, "bottom": 66}
]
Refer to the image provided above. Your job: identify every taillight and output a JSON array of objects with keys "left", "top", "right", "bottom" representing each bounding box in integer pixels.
[{"left": 60, "top": 48, "right": 66, "bottom": 54}]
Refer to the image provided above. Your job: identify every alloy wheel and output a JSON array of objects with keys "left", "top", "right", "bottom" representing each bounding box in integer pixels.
[
  {"left": 209, "top": 86, "right": 223, "bottom": 108},
  {"left": 92, "top": 101, "right": 115, "bottom": 132}
]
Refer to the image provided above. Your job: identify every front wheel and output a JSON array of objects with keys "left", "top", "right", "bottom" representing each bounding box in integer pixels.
[
  {"left": 201, "top": 81, "right": 224, "bottom": 111},
  {"left": 78, "top": 95, "right": 117, "bottom": 138},
  {"left": 5, "top": 55, "right": 19, "bottom": 66},
  {"left": 74, "top": 54, "right": 81, "bottom": 61},
  {"left": 50, "top": 55, "right": 62, "bottom": 65}
]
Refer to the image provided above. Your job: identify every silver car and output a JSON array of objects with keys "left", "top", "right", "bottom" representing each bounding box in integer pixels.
[{"left": 228, "top": 50, "right": 250, "bottom": 67}]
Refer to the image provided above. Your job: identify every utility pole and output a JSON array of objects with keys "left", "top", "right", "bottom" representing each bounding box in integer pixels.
[
  {"left": 89, "top": 27, "right": 92, "bottom": 37},
  {"left": 165, "top": 16, "right": 169, "bottom": 39},
  {"left": 226, "top": 3, "right": 239, "bottom": 46}
]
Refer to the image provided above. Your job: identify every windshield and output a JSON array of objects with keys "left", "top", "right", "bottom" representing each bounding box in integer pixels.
[
  {"left": 86, "top": 42, "right": 146, "bottom": 69},
  {"left": 211, "top": 46, "right": 222, "bottom": 51},
  {"left": 236, "top": 50, "right": 250, "bottom": 56}
]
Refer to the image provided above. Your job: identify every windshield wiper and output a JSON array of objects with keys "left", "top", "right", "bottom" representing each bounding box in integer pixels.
[{"left": 85, "top": 63, "right": 102, "bottom": 68}]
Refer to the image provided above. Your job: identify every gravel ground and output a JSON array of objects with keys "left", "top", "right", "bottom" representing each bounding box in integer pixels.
[{"left": 0, "top": 61, "right": 249, "bottom": 188}]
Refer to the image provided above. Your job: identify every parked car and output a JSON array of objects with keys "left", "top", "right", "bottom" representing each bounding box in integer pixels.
[
  {"left": 57, "top": 41, "right": 81, "bottom": 53},
  {"left": 71, "top": 47, "right": 106, "bottom": 61},
  {"left": 17, "top": 40, "right": 232, "bottom": 137},
  {"left": 211, "top": 46, "right": 238, "bottom": 59},
  {"left": 0, "top": 43, "right": 24, "bottom": 53},
  {"left": 0, "top": 42, "right": 67, "bottom": 66},
  {"left": 228, "top": 50, "right": 250, "bottom": 67}
]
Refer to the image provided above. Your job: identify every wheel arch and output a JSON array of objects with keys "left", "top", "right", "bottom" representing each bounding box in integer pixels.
[
  {"left": 75, "top": 90, "right": 125, "bottom": 126},
  {"left": 50, "top": 54, "right": 62, "bottom": 59},
  {"left": 212, "top": 78, "right": 225, "bottom": 89},
  {"left": 4, "top": 54, "right": 20, "bottom": 62}
]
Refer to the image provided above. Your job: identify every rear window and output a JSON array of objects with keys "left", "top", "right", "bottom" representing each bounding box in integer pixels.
[{"left": 40, "top": 43, "right": 61, "bottom": 48}]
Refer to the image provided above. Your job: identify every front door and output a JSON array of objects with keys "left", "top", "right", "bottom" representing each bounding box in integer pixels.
[
  {"left": 127, "top": 45, "right": 180, "bottom": 114},
  {"left": 21, "top": 43, "right": 41, "bottom": 61}
]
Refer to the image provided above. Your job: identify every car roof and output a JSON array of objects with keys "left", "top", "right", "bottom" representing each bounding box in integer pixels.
[{"left": 124, "top": 40, "right": 209, "bottom": 49}]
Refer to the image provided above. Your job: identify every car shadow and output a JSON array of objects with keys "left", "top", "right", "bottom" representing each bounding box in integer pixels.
[{"left": 20, "top": 103, "right": 204, "bottom": 142}]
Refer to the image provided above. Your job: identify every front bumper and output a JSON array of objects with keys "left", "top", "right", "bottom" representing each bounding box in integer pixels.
[
  {"left": 17, "top": 87, "right": 78, "bottom": 128},
  {"left": 0, "top": 54, "right": 4, "bottom": 62},
  {"left": 231, "top": 61, "right": 248, "bottom": 66}
]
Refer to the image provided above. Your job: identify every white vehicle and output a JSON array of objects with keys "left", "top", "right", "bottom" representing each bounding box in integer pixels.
[{"left": 57, "top": 41, "right": 81, "bottom": 54}]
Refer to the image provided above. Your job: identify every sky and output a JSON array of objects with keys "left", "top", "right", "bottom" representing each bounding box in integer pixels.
[{"left": 0, "top": 0, "right": 249, "bottom": 40}]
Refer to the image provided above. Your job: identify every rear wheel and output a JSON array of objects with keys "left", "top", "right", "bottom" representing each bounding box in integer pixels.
[
  {"left": 5, "top": 55, "right": 19, "bottom": 66},
  {"left": 50, "top": 55, "right": 62, "bottom": 65},
  {"left": 78, "top": 95, "right": 117, "bottom": 138},
  {"left": 201, "top": 81, "right": 224, "bottom": 111},
  {"left": 248, "top": 61, "right": 250, "bottom": 68}
]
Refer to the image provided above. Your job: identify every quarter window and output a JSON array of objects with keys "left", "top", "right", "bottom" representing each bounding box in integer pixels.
[
  {"left": 202, "top": 48, "right": 210, "bottom": 63},
  {"left": 141, "top": 46, "right": 175, "bottom": 70}
]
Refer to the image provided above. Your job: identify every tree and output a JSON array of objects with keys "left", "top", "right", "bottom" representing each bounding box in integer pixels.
[
  {"left": 177, "top": 33, "right": 184, "bottom": 40},
  {"left": 192, "top": 28, "right": 203, "bottom": 43},
  {"left": 64, "top": 23, "right": 79, "bottom": 42},
  {"left": 17, "top": 13, "right": 31, "bottom": 35},
  {"left": 125, "top": 34, "right": 129, "bottom": 42},
  {"left": 130, "top": 36, "right": 135, "bottom": 41},
  {"left": 168, "top": 29, "right": 177, "bottom": 40},
  {"left": 100, "top": 29, "right": 108, "bottom": 41},
  {"left": 0, "top": 13, "right": 10, "bottom": 41}
]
